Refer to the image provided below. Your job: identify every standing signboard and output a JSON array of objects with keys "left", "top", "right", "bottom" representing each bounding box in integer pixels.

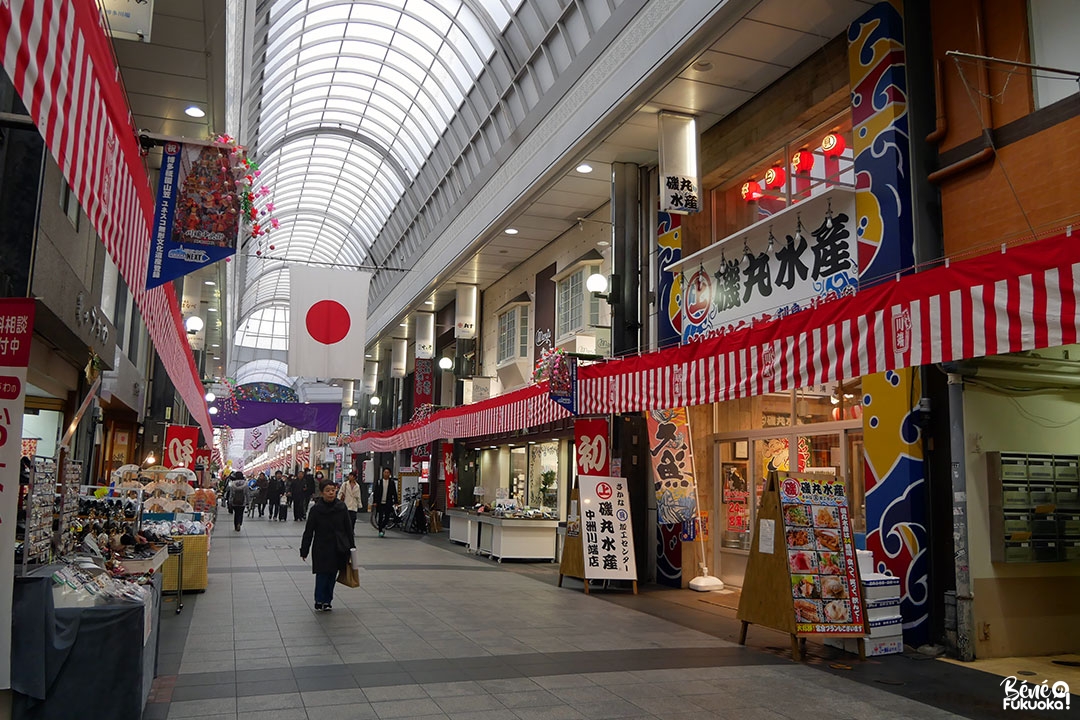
[
  {"left": 737, "top": 471, "right": 867, "bottom": 660},
  {"left": 577, "top": 475, "right": 637, "bottom": 592},
  {"left": 0, "top": 298, "right": 34, "bottom": 689}
]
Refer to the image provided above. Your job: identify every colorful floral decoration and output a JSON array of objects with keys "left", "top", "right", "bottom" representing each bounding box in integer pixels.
[
  {"left": 532, "top": 347, "right": 570, "bottom": 386},
  {"left": 219, "top": 377, "right": 241, "bottom": 416},
  {"left": 213, "top": 134, "right": 277, "bottom": 256},
  {"left": 233, "top": 382, "right": 299, "bottom": 404},
  {"left": 410, "top": 403, "right": 438, "bottom": 424}
]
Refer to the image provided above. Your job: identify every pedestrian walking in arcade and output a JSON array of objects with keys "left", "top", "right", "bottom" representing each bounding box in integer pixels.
[
  {"left": 300, "top": 480, "right": 355, "bottom": 611},
  {"left": 267, "top": 471, "right": 284, "bottom": 520},
  {"left": 228, "top": 472, "right": 250, "bottom": 532},
  {"left": 302, "top": 468, "right": 316, "bottom": 511},
  {"left": 291, "top": 471, "right": 307, "bottom": 521},
  {"left": 339, "top": 471, "right": 362, "bottom": 529},
  {"left": 372, "top": 467, "right": 398, "bottom": 538},
  {"left": 255, "top": 473, "right": 269, "bottom": 517}
]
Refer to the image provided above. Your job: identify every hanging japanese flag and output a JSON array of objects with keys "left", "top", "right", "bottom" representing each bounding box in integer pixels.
[{"left": 288, "top": 266, "right": 371, "bottom": 379}]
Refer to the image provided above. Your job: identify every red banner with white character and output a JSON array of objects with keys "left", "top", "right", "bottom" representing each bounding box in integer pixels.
[
  {"left": 442, "top": 442, "right": 457, "bottom": 508},
  {"left": 164, "top": 425, "right": 199, "bottom": 468},
  {"left": 574, "top": 418, "right": 610, "bottom": 477}
]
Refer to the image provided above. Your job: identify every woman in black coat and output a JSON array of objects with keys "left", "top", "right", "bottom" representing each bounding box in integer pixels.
[{"left": 300, "top": 480, "right": 355, "bottom": 610}]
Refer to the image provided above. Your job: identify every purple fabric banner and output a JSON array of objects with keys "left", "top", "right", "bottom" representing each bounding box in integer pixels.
[{"left": 214, "top": 401, "right": 341, "bottom": 431}]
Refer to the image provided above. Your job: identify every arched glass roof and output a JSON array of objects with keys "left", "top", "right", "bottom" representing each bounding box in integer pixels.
[
  {"left": 237, "top": 0, "right": 517, "bottom": 354},
  {"left": 234, "top": 359, "right": 294, "bottom": 387}
]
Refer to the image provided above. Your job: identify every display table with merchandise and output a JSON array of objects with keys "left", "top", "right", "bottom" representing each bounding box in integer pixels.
[
  {"left": 10, "top": 563, "right": 162, "bottom": 720},
  {"left": 478, "top": 515, "right": 559, "bottom": 562},
  {"left": 446, "top": 509, "right": 479, "bottom": 551}
]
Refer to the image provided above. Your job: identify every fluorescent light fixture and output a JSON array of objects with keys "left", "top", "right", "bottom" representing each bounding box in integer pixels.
[
  {"left": 184, "top": 105, "right": 206, "bottom": 118},
  {"left": 207, "top": 307, "right": 217, "bottom": 312},
  {"left": 204, "top": 280, "right": 215, "bottom": 286}
]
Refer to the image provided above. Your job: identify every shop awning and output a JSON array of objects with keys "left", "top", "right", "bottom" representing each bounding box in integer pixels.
[
  {"left": 354, "top": 229, "right": 1078, "bottom": 453},
  {"left": 0, "top": 2, "right": 212, "bottom": 441}
]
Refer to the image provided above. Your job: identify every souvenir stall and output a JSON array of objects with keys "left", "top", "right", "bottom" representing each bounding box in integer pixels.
[{"left": 10, "top": 464, "right": 174, "bottom": 719}]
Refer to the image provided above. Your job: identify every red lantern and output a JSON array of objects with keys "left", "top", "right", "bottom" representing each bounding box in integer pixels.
[
  {"left": 792, "top": 150, "right": 815, "bottom": 174},
  {"left": 764, "top": 166, "right": 786, "bottom": 190},
  {"left": 740, "top": 180, "right": 763, "bottom": 202},
  {"left": 821, "top": 132, "right": 846, "bottom": 159}
]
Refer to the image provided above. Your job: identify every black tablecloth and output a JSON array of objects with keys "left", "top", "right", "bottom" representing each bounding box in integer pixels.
[{"left": 11, "top": 566, "right": 161, "bottom": 720}]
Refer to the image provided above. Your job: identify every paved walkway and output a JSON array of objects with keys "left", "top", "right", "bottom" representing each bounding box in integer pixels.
[{"left": 142, "top": 514, "right": 1025, "bottom": 720}]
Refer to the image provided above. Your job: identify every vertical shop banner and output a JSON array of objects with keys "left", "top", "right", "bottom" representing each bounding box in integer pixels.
[
  {"left": 779, "top": 473, "right": 865, "bottom": 635},
  {"left": 645, "top": 408, "right": 698, "bottom": 525},
  {"left": 574, "top": 418, "right": 610, "bottom": 476},
  {"left": 658, "top": 112, "right": 701, "bottom": 214},
  {"left": 246, "top": 424, "right": 268, "bottom": 453},
  {"left": 549, "top": 355, "right": 577, "bottom": 414},
  {"left": 579, "top": 476, "right": 637, "bottom": 580},
  {"left": 333, "top": 448, "right": 344, "bottom": 483},
  {"left": 657, "top": 212, "right": 682, "bottom": 348},
  {"left": 533, "top": 263, "right": 557, "bottom": 355},
  {"left": 680, "top": 188, "right": 857, "bottom": 343},
  {"left": 193, "top": 448, "right": 211, "bottom": 470},
  {"left": 145, "top": 142, "right": 240, "bottom": 290},
  {"left": 164, "top": 425, "right": 199, "bottom": 468},
  {"left": 412, "top": 358, "right": 434, "bottom": 466},
  {"left": 442, "top": 443, "right": 457, "bottom": 508},
  {"left": 0, "top": 298, "right": 34, "bottom": 689}
]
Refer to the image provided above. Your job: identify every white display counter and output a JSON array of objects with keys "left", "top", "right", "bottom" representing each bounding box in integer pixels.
[{"left": 446, "top": 509, "right": 558, "bottom": 561}]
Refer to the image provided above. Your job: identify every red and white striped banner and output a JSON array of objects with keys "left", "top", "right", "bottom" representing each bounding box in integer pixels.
[
  {"left": 355, "top": 231, "right": 1079, "bottom": 452},
  {"left": 578, "top": 230, "right": 1079, "bottom": 414},
  {"left": 0, "top": 1, "right": 211, "bottom": 441}
]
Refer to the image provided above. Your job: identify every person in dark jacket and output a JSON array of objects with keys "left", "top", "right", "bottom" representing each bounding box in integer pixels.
[
  {"left": 228, "top": 472, "right": 249, "bottom": 531},
  {"left": 291, "top": 472, "right": 307, "bottom": 521},
  {"left": 267, "top": 471, "right": 284, "bottom": 520},
  {"left": 372, "top": 467, "right": 399, "bottom": 538},
  {"left": 301, "top": 469, "right": 316, "bottom": 511},
  {"left": 255, "top": 473, "right": 269, "bottom": 517},
  {"left": 300, "top": 480, "right": 355, "bottom": 611}
]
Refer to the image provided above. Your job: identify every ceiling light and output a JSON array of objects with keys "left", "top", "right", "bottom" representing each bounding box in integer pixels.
[
  {"left": 184, "top": 316, "right": 204, "bottom": 333},
  {"left": 400, "top": 322, "right": 407, "bottom": 327},
  {"left": 370, "top": 396, "right": 381, "bottom": 406},
  {"left": 692, "top": 60, "right": 713, "bottom": 72},
  {"left": 207, "top": 307, "right": 217, "bottom": 312},
  {"left": 208, "top": 406, "right": 218, "bottom": 415},
  {"left": 439, "top": 357, "right": 453, "bottom": 371},
  {"left": 597, "top": 240, "right": 610, "bottom": 247},
  {"left": 211, "top": 343, "right": 220, "bottom": 348},
  {"left": 576, "top": 163, "right": 593, "bottom": 174},
  {"left": 365, "top": 354, "right": 371, "bottom": 358},
  {"left": 348, "top": 408, "right": 358, "bottom": 417},
  {"left": 184, "top": 105, "right": 206, "bottom": 118},
  {"left": 204, "top": 280, "right": 215, "bottom": 286},
  {"left": 205, "top": 392, "right": 216, "bottom": 402},
  {"left": 504, "top": 228, "right": 518, "bottom": 235}
]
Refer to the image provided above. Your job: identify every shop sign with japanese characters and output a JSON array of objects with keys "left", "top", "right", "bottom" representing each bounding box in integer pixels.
[
  {"left": 578, "top": 475, "right": 637, "bottom": 581},
  {"left": 779, "top": 472, "right": 865, "bottom": 636},
  {"left": 0, "top": 298, "right": 34, "bottom": 688},
  {"left": 680, "top": 187, "right": 857, "bottom": 342}
]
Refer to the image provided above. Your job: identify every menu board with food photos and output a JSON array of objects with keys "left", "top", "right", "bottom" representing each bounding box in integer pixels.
[{"left": 779, "top": 473, "right": 864, "bottom": 635}]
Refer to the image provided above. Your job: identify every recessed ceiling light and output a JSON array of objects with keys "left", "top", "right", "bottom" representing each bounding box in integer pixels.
[
  {"left": 204, "top": 280, "right": 215, "bottom": 286},
  {"left": 692, "top": 60, "right": 713, "bottom": 72},
  {"left": 400, "top": 322, "right": 407, "bottom": 327},
  {"left": 597, "top": 240, "right": 610, "bottom": 247},
  {"left": 576, "top": 163, "right": 593, "bottom": 174},
  {"left": 184, "top": 105, "right": 206, "bottom": 118},
  {"left": 504, "top": 228, "right": 518, "bottom": 235},
  {"left": 211, "top": 343, "right": 220, "bottom": 348}
]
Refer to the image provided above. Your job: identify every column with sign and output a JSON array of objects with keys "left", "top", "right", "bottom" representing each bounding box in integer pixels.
[{"left": 0, "top": 299, "right": 34, "bottom": 689}]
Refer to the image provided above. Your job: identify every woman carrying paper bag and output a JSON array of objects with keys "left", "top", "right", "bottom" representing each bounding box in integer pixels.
[{"left": 300, "top": 480, "right": 356, "bottom": 610}]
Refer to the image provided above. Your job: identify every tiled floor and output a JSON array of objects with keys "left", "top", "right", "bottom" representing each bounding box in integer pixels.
[{"left": 144, "top": 514, "right": 991, "bottom": 720}]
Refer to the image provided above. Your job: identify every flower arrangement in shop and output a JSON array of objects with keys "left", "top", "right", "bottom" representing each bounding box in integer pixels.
[
  {"left": 212, "top": 134, "right": 279, "bottom": 258},
  {"left": 532, "top": 347, "right": 569, "bottom": 386},
  {"left": 338, "top": 430, "right": 364, "bottom": 445}
]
